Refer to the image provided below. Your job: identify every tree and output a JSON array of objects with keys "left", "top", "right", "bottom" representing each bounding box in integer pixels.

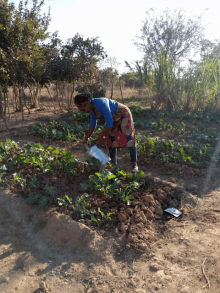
[
  {"left": 200, "top": 38, "right": 220, "bottom": 61},
  {"left": 0, "top": 0, "right": 51, "bottom": 118},
  {"left": 98, "top": 67, "right": 118, "bottom": 87},
  {"left": 125, "top": 60, "right": 150, "bottom": 88},
  {"left": 99, "top": 56, "right": 120, "bottom": 98},
  {"left": 46, "top": 33, "right": 107, "bottom": 107},
  {"left": 135, "top": 8, "right": 206, "bottom": 65}
]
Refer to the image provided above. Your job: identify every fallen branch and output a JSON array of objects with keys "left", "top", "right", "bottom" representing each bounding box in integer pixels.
[{"left": 202, "top": 258, "right": 210, "bottom": 290}]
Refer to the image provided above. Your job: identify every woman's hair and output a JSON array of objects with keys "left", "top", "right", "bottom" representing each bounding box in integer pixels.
[{"left": 74, "top": 93, "right": 92, "bottom": 105}]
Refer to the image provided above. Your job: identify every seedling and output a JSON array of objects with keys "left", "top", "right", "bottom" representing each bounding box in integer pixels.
[
  {"left": 13, "top": 173, "right": 27, "bottom": 187},
  {"left": 57, "top": 195, "right": 73, "bottom": 206},
  {"left": 45, "top": 184, "right": 56, "bottom": 197},
  {"left": 28, "top": 175, "right": 40, "bottom": 188}
]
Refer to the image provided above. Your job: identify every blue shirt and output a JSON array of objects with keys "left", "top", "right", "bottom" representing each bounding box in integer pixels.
[{"left": 90, "top": 98, "right": 118, "bottom": 128}]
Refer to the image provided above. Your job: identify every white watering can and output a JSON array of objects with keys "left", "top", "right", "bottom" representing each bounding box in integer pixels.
[{"left": 84, "top": 144, "right": 110, "bottom": 166}]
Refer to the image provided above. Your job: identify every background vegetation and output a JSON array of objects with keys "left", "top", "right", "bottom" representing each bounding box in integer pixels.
[{"left": 1, "top": 1, "right": 220, "bottom": 124}]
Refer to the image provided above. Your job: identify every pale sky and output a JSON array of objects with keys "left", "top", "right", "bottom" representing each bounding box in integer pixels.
[{"left": 9, "top": 0, "right": 220, "bottom": 73}]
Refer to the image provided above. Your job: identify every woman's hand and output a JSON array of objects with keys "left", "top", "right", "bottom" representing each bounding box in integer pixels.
[
  {"left": 84, "top": 136, "right": 90, "bottom": 145},
  {"left": 97, "top": 127, "right": 112, "bottom": 148},
  {"left": 98, "top": 137, "right": 108, "bottom": 148},
  {"left": 84, "top": 127, "right": 95, "bottom": 145}
]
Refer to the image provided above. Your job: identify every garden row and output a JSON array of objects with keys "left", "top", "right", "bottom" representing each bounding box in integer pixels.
[
  {"left": 130, "top": 105, "right": 220, "bottom": 124},
  {"left": 0, "top": 139, "right": 188, "bottom": 244},
  {"left": 32, "top": 112, "right": 216, "bottom": 168}
]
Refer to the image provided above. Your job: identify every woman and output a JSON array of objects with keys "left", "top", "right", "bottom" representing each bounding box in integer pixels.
[{"left": 74, "top": 93, "right": 138, "bottom": 173}]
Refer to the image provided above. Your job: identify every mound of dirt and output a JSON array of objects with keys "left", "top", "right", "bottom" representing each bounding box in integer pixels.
[{"left": 0, "top": 188, "right": 104, "bottom": 263}]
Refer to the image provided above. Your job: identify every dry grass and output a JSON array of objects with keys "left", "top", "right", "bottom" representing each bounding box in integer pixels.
[{"left": 0, "top": 85, "right": 153, "bottom": 131}]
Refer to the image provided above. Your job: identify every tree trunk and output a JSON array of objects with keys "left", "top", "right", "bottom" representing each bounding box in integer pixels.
[
  {"left": 110, "top": 74, "right": 114, "bottom": 99},
  {"left": 32, "top": 87, "right": 39, "bottom": 108},
  {"left": 69, "top": 84, "right": 75, "bottom": 109},
  {"left": 19, "top": 87, "right": 24, "bottom": 120},
  {"left": 0, "top": 90, "right": 9, "bottom": 130},
  {"left": 165, "top": 96, "right": 174, "bottom": 112},
  {"left": 119, "top": 77, "right": 124, "bottom": 103},
  {"left": 46, "top": 85, "right": 56, "bottom": 113}
]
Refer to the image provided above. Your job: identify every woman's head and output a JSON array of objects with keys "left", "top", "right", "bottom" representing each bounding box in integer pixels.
[{"left": 74, "top": 93, "right": 92, "bottom": 113}]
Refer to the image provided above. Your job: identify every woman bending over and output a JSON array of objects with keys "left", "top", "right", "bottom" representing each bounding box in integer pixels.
[{"left": 74, "top": 93, "right": 138, "bottom": 173}]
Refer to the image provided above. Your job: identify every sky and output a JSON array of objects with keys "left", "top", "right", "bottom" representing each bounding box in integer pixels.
[{"left": 9, "top": 0, "right": 220, "bottom": 73}]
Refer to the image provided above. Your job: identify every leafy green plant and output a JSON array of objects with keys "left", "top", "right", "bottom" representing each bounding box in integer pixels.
[
  {"left": 57, "top": 195, "right": 73, "bottom": 206},
  {"left": 73, "top": 193, "right": 97, "bottom": 218},
  {"left": 25, "top": 193, "right": 52, "bottom": 207},
  {"left": 137, "top": 135, "right": 213, "bottom": 167},
  {"left": 80, "top": 169, "right": 144, "bottom": 206},
  {"left": 0, "top": 171, "right": 9, "bottom": 188},
  {"left": 13, "top": 173, "right": 27, "bottom": 187},
  {"left": 28, "top": 175, "right": 40, "bottom": 188},
  {"left": 72, "top": 111, "right": 90, "bottom": 122},
  {"left": 97, "top": 208, "right": 115, "bottom": 224},
  {"left": 25, "top": 193, "right": 42, "bottom": 205},
  {"left": 32, "top": 120, "right": 86, "bottom": 142},
  {"left": 39, "top": 196, "right": 52, "bottom": 207},
  {"left": 44, "top": 184, "right": 56, "bottom": 197}
]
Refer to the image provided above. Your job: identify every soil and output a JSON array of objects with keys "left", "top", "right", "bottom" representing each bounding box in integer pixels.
[{"left": 1, "top": 108, "right": 220, "bottom": 293}]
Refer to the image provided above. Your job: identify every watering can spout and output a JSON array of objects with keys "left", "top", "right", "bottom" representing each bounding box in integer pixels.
[{"left": 84, "top": 143, "right": 90, "bottom": 151}]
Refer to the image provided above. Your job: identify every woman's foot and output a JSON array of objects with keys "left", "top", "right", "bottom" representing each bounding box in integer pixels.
[
  {"left": 105, "top": 162, "right": 118, "bottom": 171},
  {"left": 112, "top": 163, "right": 118, "bottom": 170},
  {"left": 131, "top": 162, "right": 138, "bottom": 173}
]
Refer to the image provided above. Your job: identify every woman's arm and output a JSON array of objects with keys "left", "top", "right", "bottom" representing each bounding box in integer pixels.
[
  {"left": 93, "top": 99, "right": 114, "bottom": 128},
  {"left": 102, "top": 126, "right": 112, "bottom": 138},
  {"left": 85, "top": 126, "right": 95, "bottom": 144}
]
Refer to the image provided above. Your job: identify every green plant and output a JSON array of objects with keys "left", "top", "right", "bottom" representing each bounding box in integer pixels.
[
  {"left": 13, "top": 173, "right": 27, "bottom": 187},
  {"left": 73, "top": 193, "right": 97, "bottom": 218},
  {"left": 57, "top": 195, "right": 73, "bottom": 206},
  {"left": 28, "top": 175, "right": 40, "bottom": 188},
  {"left": 32, "top": 121, "right": 86, "bottom": 142},
  {"left": 80, "top": 169, "right": 144, "bottom": 206},
  {"left": 96, "top": 208, "right": 115, "bottom": 225},
  {"left": 25, "top": 193, "right": 52, "bottom": 207},
  {"left": 44, "top": 184, "right": 56, "bottom": 197},
  {"left": 136, "top": 135, "right": 213, "bottom": 167}
]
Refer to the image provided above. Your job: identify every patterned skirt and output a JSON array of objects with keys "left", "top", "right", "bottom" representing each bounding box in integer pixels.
[{"left": 97, "top": 102, "right": 136, "bottom": 148}]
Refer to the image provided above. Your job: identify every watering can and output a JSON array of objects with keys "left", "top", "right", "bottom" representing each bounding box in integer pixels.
[{"left": 84, "top": 144, "right": 111, "bottom": 166}]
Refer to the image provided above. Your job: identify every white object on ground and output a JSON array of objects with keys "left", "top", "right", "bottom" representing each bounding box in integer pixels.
[{"left": 164, "top": 208, "right": 182, "bottom": 217}]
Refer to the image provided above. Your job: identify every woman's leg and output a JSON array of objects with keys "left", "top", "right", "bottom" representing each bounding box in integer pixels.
[
  {"left": 109, "top": 147, "right": 117, "bottom": 164},
  {"left": 129, "top": 146, "right": 138, "bottom": 173},
  {"left": 129, "top": 146, "right": 137, "bottom": 162}
]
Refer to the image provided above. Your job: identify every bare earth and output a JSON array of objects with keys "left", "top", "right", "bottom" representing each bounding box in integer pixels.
[{"left": 1, "top": 109, "right": 220, "bottom": 293}]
